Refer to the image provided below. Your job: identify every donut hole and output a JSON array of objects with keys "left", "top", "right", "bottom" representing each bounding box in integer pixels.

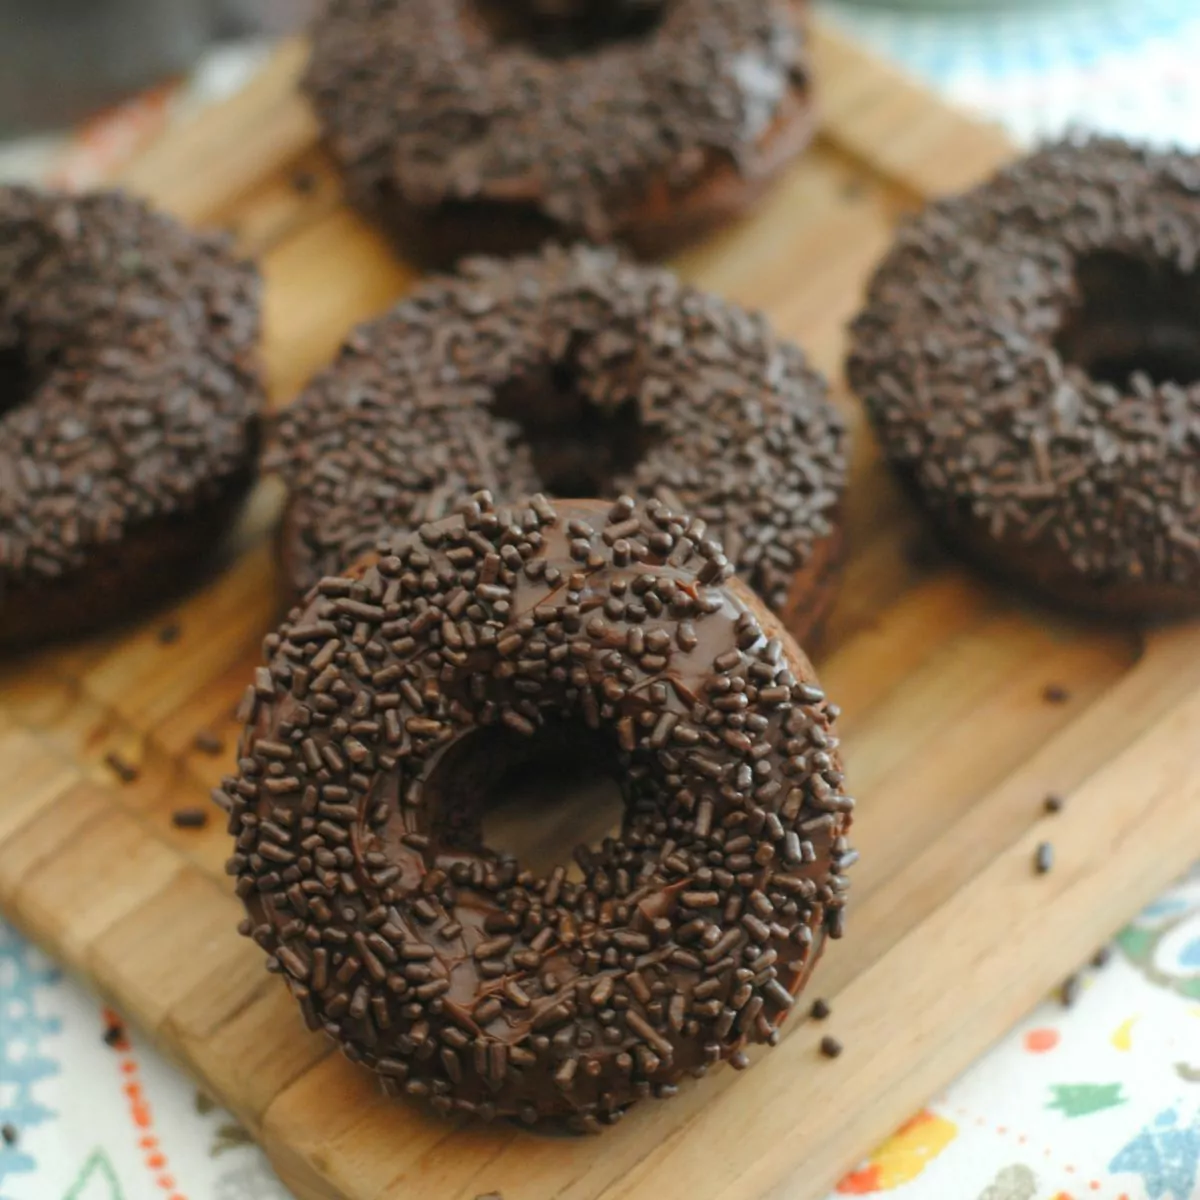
[
  {"left": 473, "top": 0, "right": 667, "bottom": 57},
  {"left": 494, "top": 365, "right": 664, "bottom": 497},
  {"left": 0, "top": 341, "right": 38, "bottom": 417},
  {"left": 430, "top": 720, "right": 627, "bottom": 880},
  {"left": 422, "top": 197, "right": 568, "bottom": 262},
  {"left": 1056, "top": 250, "right": 1200, "bottom": 389}
]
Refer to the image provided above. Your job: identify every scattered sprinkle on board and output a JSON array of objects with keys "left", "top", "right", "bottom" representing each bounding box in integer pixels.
[
  {"left": 104, "top": 751, "right": 139, "bottom": 784},
  {"left": 819, "top": 1036, "right": 844, "bottom": 1059},
  {"left": 193, "top": 730, "right": 224, "bottom": 756},
  {"left": 1035, "top": 842, "right": 1055, "bottom": 874}
]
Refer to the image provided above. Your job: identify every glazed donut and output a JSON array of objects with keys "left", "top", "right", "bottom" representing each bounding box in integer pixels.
[
  {"left": 0, "top": 186, "right": 262, "bottom": 644},
  {"left": 274, "top": 244, "right": 847, "bottom": 642},
  {"left": 218, "top": 493, "right": 853, "bottom": 1128},
  {"left": 848, "top": 137, "right": 1200, "bottom": 618},
  {"left": 303, "top": 0, "right": 815, "bottom": 263}
]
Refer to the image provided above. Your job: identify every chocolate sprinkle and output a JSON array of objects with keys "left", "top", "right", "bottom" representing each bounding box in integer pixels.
[
  {"left": 274, "top": 244, "right": 846, "bottom": 640},
  {"left": 1043, "top": 792, "right": 1065, "bottom": 814},
  {"left": 1034, "top": 841, "right": 1055, "bottom": 875},
  {"left": 848, "top": 137, "right": 1200, "bottom": 617},
  {"left": 104, "top": 751, "right": 139, "bottom": 784},
  {"left": 103, "top": 1021, "right": 125, "bottom": 1048},
  {"left": 1091, "top": 944, "right": 1113, "bottom": 969},
  {"left": 224, "top": 492, "right": 852, "bottom": 1126},
  {"left": 1, "top": 1124, "right": 16, "bottom": 1146},
  {"left": 1059, "top": 972, "right": 1081, "bottom": 1008},
  {"left": 304, "top": 0, "right": 814, "bottom": 260},
  {"left": 809, "top": 997, "right": 830, "bottom": 1021},
  {"left": 172, "top": 806, "right": 210, "bottom": 830},
  {"left": 193, "top": 730, "right": 225, "bottom": 756},
  {"left": 290, "top": 170, "right": 318, "bottom": 196},
  {"left": 0, "top": 186, "right": 262, "bottom": 644},
  {"left": 818, "top": 1035, "right": 842, "bottom": 1059},
  {"left": 1042, "top": 684, "right": 1070, "bottom": 705}
]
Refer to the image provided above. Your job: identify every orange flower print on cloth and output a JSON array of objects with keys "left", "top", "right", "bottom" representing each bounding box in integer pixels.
[
  {"left": 836, "top": 1110, "right": 958, "bottom": 1193},
  {"left": 1023, "top": 1027, "right": 1061, "bottom": 1054}
]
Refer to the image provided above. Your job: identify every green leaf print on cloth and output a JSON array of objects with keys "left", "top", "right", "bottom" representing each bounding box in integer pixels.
[
  {"left": 1047, "top": 1082, "right": 1128, "bottom": 1118},
  {"left": 62, "top": 1148, "right": 124, "bottom": 1200}
]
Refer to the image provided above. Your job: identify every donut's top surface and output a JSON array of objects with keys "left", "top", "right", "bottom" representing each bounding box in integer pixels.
[
  {"left": 0, "top": 187, "right": 261, "bottom": 588},
  {"left": 304, "top": 0, "right": 809, "bottom": 240},
  {"left": 221, "top": 494, "right": 852, "bottom": 1125},
  {"left": 275, "top": 244, "right": 846, "bottom": 615},
  {"left": 848, "top": 138, "right": 1200, "bottom": 605}
]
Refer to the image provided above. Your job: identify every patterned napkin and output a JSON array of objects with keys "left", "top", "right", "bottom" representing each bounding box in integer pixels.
[
  {"left": 832, "top": 868, "right": 1200, "bottom": 1200},
  {"left": 820, "top": 0, "right": 1200, "bottom": 149}
]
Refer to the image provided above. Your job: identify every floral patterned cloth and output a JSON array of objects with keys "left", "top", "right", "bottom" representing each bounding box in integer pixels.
[
  {"left": 821, "top": 0, "right": 1200, "bottom": 150},
  {"left": 834, "top": 867, "right": 1200, "bottom": 1200},
  {"left": 3, "top": 3, "right": 1200, "bottom": 1197},
  {"left": 0, "top": 938, "right": 290, "bottom": 1199}
]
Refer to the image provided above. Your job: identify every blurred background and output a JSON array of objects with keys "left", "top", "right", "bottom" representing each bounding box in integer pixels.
[{"left": 2, "top": 0, "right": 1200, "bottom": 180}]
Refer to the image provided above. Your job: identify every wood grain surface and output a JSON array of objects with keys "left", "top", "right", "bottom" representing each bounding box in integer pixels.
[{"left": 3, "top": 21, "right": 1198, "bottom": 1200}]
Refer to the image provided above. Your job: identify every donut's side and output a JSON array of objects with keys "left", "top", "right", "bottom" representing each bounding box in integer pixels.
[
  {"left": 884, "top": 459, "right": 1200, "bottom": 620},
  {"left": 350, "top": 75, "right": 817, "bottom": 267},
  {"left": 779, "top": 519, "right": 844, "bottom": 649},
  {"left": 0, "top": 452, "right": 259, "bottom": 647}
]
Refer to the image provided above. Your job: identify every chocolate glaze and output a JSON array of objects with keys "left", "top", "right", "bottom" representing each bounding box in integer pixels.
[
  {"left": 219, "top": 494, "right": 853, "bottom": 1129},
  {"left": 303, "top": 0, "right": 815, "bottom": 263},
  {"left": 274, "top": 244, "right": 847, "bottom": 644},
  {"left": 848, "top": 137, "right": 1200, "bottom": 617},
  {"left": 0, "top": 186, "right": 262, "bottom": 644}
]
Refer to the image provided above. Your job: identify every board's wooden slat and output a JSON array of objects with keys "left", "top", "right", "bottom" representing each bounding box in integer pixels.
[
  {"left": 87, "top": 871, "right": 248, "bottom": 1033},
  {"left": 10, "top": 798, "right": 183, "bottom": 963},
  {"left": 261, "top": 211, "right": 415, "bottom": 404},
  {"left": 812, "top": 22, "right": 1013, "bottom": 195},
  {"left": 819, "top": 572, "right": 991, "bottom": 733},
  {"left": 0, "top": 725, "right": 81, "bottom": 844},
  {"left": 3, "top": 17, "right": 1195, "bottom": 1200},
  {"left": 0, "top": 776, "right": 104, "bottom": 906},
  {"left": 830, "top": 622, "right": 1200, "bottom": 992},
  {"left": 119, "top": 39, "right": 317, "bottom": 222},
  {"left": 171, "top": 970, "right": 335, "bottom": 1133}
]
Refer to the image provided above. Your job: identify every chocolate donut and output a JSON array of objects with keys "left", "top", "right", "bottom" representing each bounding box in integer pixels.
[
  {"left": 274, "top": 244, "right": 847, "bottom": 642},
  {"left": 0, "top": 186, "right": 262, "bottom": 644},
  {"left": 303, "top": 0, "right": 815, "bottom": 263},
  {"left": 848, "top": 137, "right": 1200, "bottom": 617},
  {"left": 218, "top": 493, "right": 852, "bottom": 1128}
]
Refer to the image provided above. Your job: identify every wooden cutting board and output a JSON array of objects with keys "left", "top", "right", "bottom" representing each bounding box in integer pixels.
[{"left": 4, "top": 21, "right": 1200, "bottom": 1200}]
